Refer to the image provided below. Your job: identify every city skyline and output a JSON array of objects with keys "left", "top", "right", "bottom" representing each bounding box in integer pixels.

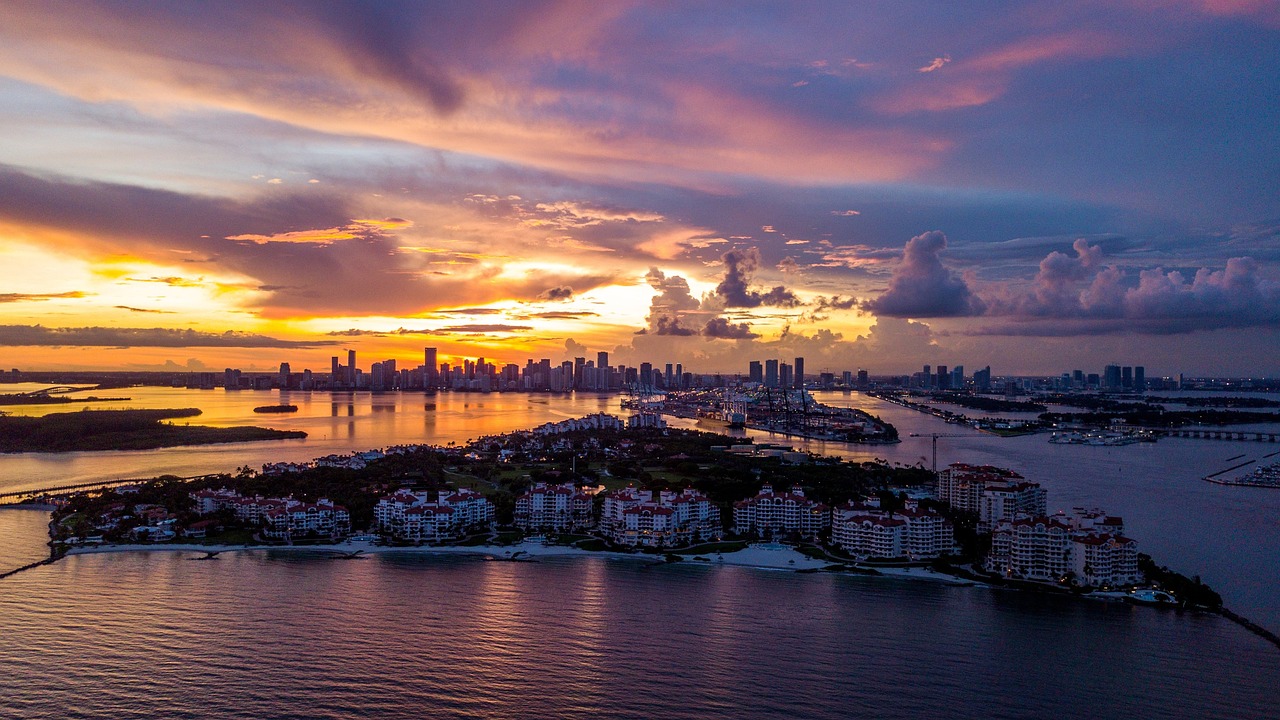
[{"left": 1, "top": 3, "right": 1278, "bottom": 375}]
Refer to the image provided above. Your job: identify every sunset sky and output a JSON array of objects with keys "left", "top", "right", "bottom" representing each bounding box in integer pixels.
[{"left": 1, "top": 1, "right": 1277, "bottom": 376}]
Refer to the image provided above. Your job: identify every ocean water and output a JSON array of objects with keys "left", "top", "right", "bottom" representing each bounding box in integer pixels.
[{"left": 0, "top": 551, "right": 1276, "bottom": 720}]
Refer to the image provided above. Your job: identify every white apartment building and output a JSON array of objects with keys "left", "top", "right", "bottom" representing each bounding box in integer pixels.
[
  {"left": 830, "top": 500, "right": 955, "bottom": 560},
  {"left": 986, "top": 508, "right": 1140, "bottom": 587},
  {"left": 936, "top": 463, "right": 1046, "bottom": 529},
  {"left": 733, "top": 485, "right": 829, "bottom": 539},
  {"left": 514, "top": 482, "right": 593, "bottom": 532},
  {"left": 262, "top": 498, "right": 351, "bottom": 540},
  {"left": 601, "top": 486, "right": 720, "bottom": 547},
  {"left": 373, "top": 488, "right": 494, "bottom": 542}
]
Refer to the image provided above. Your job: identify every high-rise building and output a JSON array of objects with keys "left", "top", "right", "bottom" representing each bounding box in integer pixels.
[
  {"left": 675, "top": 363, "right": 683, "bottom": 389},
  {"left": 951, "top": 365, "right": 964, "bottom": 389},
  {"left": 1134, "top": 366, "right": 1145, "bottom": 392},
  {"left": 640, "top": 362, "right": 653, "bottom": 387},
  {"left": 331, "top": 356, "right": 340, "bottom": 384},
  {"left": 597, "top": 351, "right": 609, "bottom": 371},
  {"left": 974, "top": 366, "right": 992, "bottom": 391},
  {"left": 424, "top": 348, "right": 438, "bottom": 387},
  {"left": 347, "top": 349, "right": 357, "bottom": 387},
  {"left": 278, "top": 362, "right": 290, "bottom": 389},
  {"left": 779, "top": 362, "right": 793, "bottom": 389},
  {"left": 857, "top": 369, "right": 869, "bottom": 388},
  {"left": 1122, "top": 366, "right": 1133, "bottom": 390},
  {"left": 794, "top": 357, "right": 805, "bottom": 389},
  {"left": 936, "top": 365, "right": 949, "bottom": 390},
  {"left": 749, "top": 361, "right": 763, "bottom": 384},
  {"left": 765, "top": 359, "right": 779, "bottom": 388},
  {"left": 1103, "top": 365, "right": 1122, "bottom": 390}
]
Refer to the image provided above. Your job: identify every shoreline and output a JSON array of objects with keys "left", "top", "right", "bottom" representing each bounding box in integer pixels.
[{"left": 62, "top": 540, "right": 968, "bottom": 583}]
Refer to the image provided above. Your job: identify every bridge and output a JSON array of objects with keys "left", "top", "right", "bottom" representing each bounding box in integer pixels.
[
  {"left": 1115, "top": 425, "right": 1279, "bottom": 442},
  {"left": 0, "top": 474, "right": 223, "bottom": 502}
]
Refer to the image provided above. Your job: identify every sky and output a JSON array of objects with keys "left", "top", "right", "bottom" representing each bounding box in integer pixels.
[{"left": 0, "top": 0, "right": 1277, "bottom": 377}]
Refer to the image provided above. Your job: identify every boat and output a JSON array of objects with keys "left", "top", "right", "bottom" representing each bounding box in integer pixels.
[
  {"left": 696, "top": 409, "right": 745, "bottom": 429},
  {"left": 253, "top": 404, "right": 299, "bottom": 413}
]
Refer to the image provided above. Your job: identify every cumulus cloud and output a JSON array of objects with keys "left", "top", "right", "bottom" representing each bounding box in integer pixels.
[
  {"left": 643, "top": 266, "right": 702, "bottom": 334},
  {"left": 0, "top": 325, "right": 336, "bottom": 348},
  {"left": 711, "top": 248, "right": 801, "bottom": 308},
  {"left": 861, "top": 231, "right": 985, "bottom": 317}
]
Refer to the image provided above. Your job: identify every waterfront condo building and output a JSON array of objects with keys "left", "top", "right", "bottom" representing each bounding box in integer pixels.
[
  {"left": 262, "top": 498, "right": 351, "bottom": 541},
  {"left": 373, "top": 488, "right": 494, "bottom": 542},
  {"left": 830, "top": 499, "right": 955, "bottom": 560},
  {"left": 733, "top": 484, "right": 830, "bottom": 539},
  {"left": 514, "top": 482, "right": 594, "bottom": 532},
  {"left": 936, "top": 463, "right": 1047, "bottom": 530},
  {"left": 601, "top": 486, "right": 720, "bottom": 547},
  {"left": 986, "top": 508, "right": 1140, "bottom": 587}
]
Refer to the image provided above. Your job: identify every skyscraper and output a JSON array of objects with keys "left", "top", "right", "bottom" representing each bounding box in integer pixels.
[
  {"left": 1134, "top": 366, "right": 1145, "bottom": 392},
  {"left": 749, "top": 361, "right": 763, "bottom": 384},
  {"left": 424, "top": 347, "right": 438, "bottom": 387},
  {"left": 765, "top": 359, "right": 779, "bottom": 388},
  {"left": 794, "top": 357, "right": 804, "bottom": 389},
  {"left": 1104, "top": 365, "right": 1122, "bottom": 390},
  {"left": 347, "top": 349, "right": 356, "bottom": 387}
]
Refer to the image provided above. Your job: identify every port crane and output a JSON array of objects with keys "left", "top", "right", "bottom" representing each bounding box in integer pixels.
[{"left": 908, "top": 432, "right": 970, "bottom": 473}]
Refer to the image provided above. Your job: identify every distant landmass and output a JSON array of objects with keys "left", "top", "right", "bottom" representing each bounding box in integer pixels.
[{"left": 0, "top": 408, "right": 306, "bottom": 453}]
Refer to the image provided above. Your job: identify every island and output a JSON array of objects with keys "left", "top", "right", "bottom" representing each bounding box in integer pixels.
[
  {"left": 0, "top": 408, "right": 307, "bottom": 453},
  {"left": 253, "top": 404, "right": 299, "bottom": 414}
]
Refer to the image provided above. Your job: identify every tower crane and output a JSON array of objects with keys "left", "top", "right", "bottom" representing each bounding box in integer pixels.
[{"left": 908, "top": 432, "right": 970, "bottom": 473}]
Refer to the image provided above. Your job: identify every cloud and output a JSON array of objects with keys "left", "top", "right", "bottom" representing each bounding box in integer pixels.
[
  {"left": 437, "top": 324, "right": 533, "bottom": 334},
  {"left": 0, "top": 325, "right": 336, "bottom": 348},
  {"left": 643, "top": 315, "right": 697, "bottom": 336},
  {"left": 536, "top": 285, "right": 574, "bottom": 301},
  {"left": 918, "top": 55, "right": 951, "bottom": 73},
  {"left": 701, "top": 317, "right": 758, "bottom": 339},
  {"left": 114, "top": 305, "right": 175, "bottom": 314},
  {"left": 0, "top": 291, "right": 88, "bottom": 303},
  {"left": 861, "top": 231, "right": 985, "bottom": 317},
  {"left": 830, "top": 210, "right": 861, "bottom": 216},
  {"left": 711, "top": 248, "right": 801, "bottom": 308}
]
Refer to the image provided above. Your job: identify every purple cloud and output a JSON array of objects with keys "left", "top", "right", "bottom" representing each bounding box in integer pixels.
[{"left": 861, "top": 231, "right": 986, "bottom": 317}]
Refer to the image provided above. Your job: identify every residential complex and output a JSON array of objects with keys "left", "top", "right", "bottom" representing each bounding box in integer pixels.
[
  {"left": 733, "top": 484, "right": 829, "bottom": 539},
  {"left": 514, "top": 482, "right": 594, "bottom": 532},
  {"left": 936, "top": 464, "right": 1047, "bottom": 530},
  {"left": 830, "top": 498, "right": 955, "bottom": 560},
  {"left": 986, "top": 509, "right": 1139, "bottom": 587},
  {"left": 601, "top": 486, "right": 720, "bottom": 547},
  {"left": 372, "top": 488, "right": 494, "bottom": 542}
]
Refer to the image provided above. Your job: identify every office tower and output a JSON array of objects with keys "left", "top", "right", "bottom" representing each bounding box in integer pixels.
[
  {"left": 574, "top": 357, "right": 585, "bottom": 389},
  {"left": 640, "top": 362, "right": 653, "bottom": 387},
  {"left": 842, "top": 370, "right": 853, "bottom": 386},
  {"left": 1103, "top": 365, "right": 1122, "bottom": 390},
  {"left": 675, "top": 363, "right": 683, "bottom": 389},
  {"left": 331, "top": 356, "right": 340, "bottom": 383},
  {"left": 1087, "top": 373, "right": 1100, "bottom": 388},
  {"left": 597, "top": 351, "right": 609, "bottom": 370},
  {"left": 347, "top": 349, "right": 357, "bottom": 387},
  {"left": 1072, "top": 370, "right": 1084, "bottom": 387},
  {"left": 857, "top": 369, "right": 869, "bottom": 388},
  {"left": 923, "top": 365, "right": 931, "bottom": 388},
  {"left": 1122, "top": 366, "right": 1133, "bottom": 390},
  {"left": 425, "top": 348, "right": 438, "bottom": 387},
  {"left": 974, "top": 366, "right": 991, "bottom": 391},
  {"left": 278, "top": 362, "right": 290, "bottom": 389},
  {"left": 794, "top": 357, "right": 804, "bottom": 389},
  {"left": 765, "top": 359, "right": 779, "bottom": 388},
  {"left": 371, "top": 362, "right": 385, "bottom": 391},
  {"left": 951, "top": 365, "right": 963, "bottom": 390},
  {"left": 749, "top": 361, "right": 763, "bottom": 384},
  {"left": 1135, "top": 366, "right": 1145, "bottom": 392},
  {"left": 779, "top": 362, "right": 793, "bottom": 389},
  {"left": 936, "top": 365, "right": 949, "bottom": 390}
]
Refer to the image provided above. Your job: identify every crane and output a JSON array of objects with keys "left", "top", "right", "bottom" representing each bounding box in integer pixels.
[{"left": 908, "top": 432, "right": 970, "bottom": 473}]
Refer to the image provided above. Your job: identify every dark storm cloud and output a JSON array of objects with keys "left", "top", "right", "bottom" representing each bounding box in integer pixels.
[
  {"left": 701, "top": 317, "right": 758, "bottom": 339},
  {"left": 536, "top": 285, "right": 574, "bottom": 301},
  {"left": 0, "top": 325, "right": 336, "bottom": 348},
  {"left": 712, "top": 248, "right": 801, "bottom": 309}
]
